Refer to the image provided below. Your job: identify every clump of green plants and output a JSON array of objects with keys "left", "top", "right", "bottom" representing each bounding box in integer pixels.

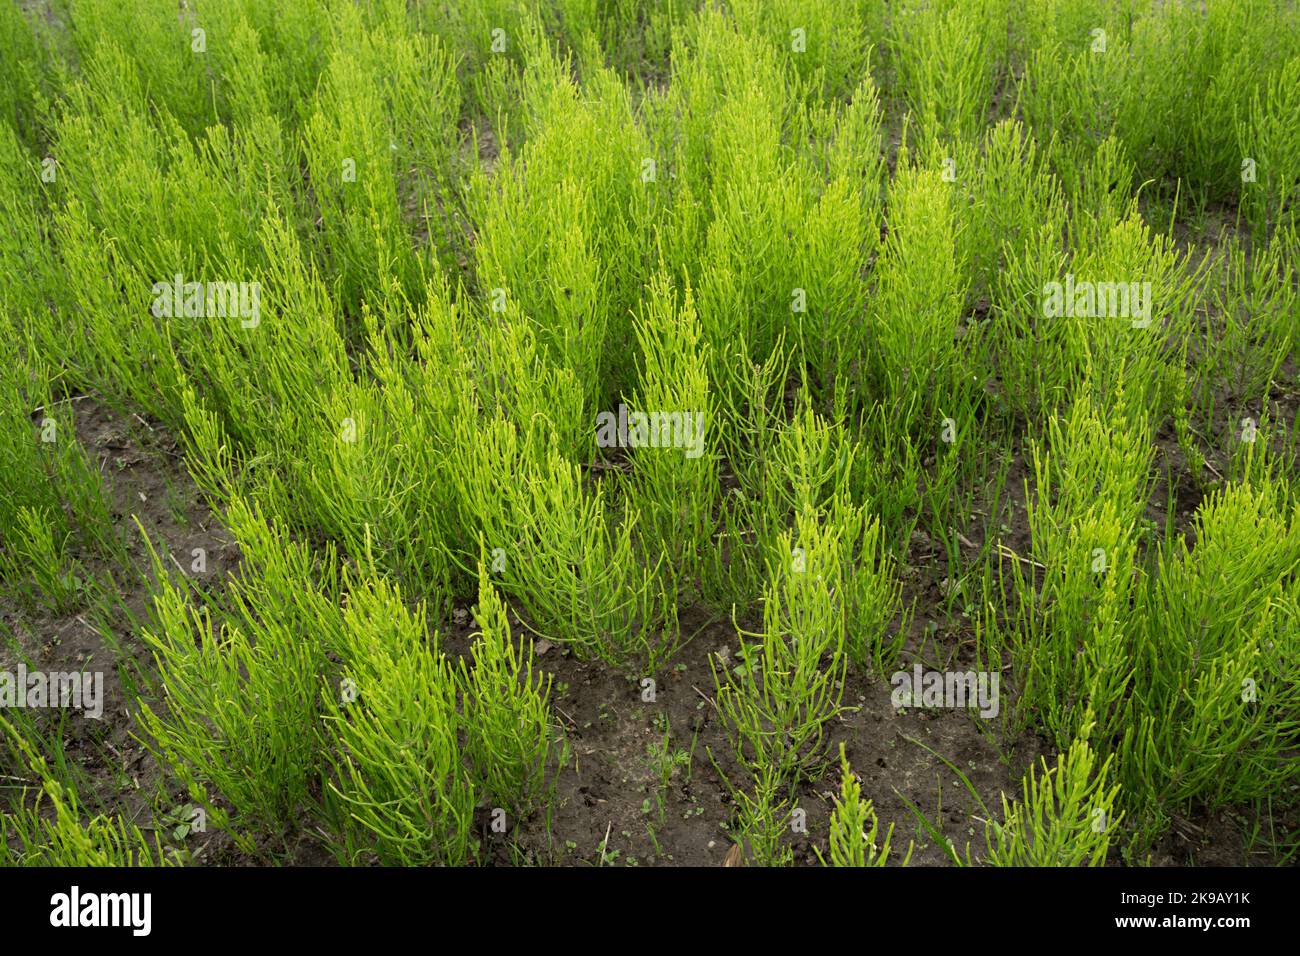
[
  {"left": 1009, "top": 384, "right": 1154, "bottom": 749},
  {"left": 1237, "top": 53, "right": 1300, "bottom": 239},
  {"left": 626, "top": 271, "right": 718, "bottom": 601},
  {"left": 450, "top": 417, "right": 679, "bottom": 674},
  {"left": 458, "top": 564, "right": 559, "bottom": 818},
  {"left": 817, "top": 745, "right": 910, "bottom": 867},
  {"left": 712, "top": 509, "right": 851, "bottom": 782},
  {"left": 134, "top": 498, "right": 341, "bottom": 843},
  {"left": 1120, "top": 474, "right": 1300, "bottom": 846},
  {"left": 0, "top": 335, "right": 121, "bottom": 607},
  {"left": 983, "top": 734, "right": 1121, "bottom": 867},
  {"left": 320, "top": 573, "right": 474, "bottom": 867},
  {"left": 726, "top": 762, "right": 796, "bottom": 868},
  {"left": 0, "top": 716, "right": 181, "bottom": 867}
]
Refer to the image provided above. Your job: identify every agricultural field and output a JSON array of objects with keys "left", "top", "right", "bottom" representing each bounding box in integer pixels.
[{"left": 0, "top": 0, "right": 1298, "bottom": 872}]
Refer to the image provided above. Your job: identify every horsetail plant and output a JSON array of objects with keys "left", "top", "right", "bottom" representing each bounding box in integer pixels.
[
  {"left": 134, "top": 499, "right": 339, "bottom": 840},
  {"left": 0, "top": 717, "right": 181, "bottom": 867},
  {"left": 816, "top": 744, "right": 911, "bottom": 867},
  {"left": 320, "top": 572, "right": 475, "bottom": 867},
  {"left": 983, "top": 733, "right": 1121, "bottom": 867},
  {"left": 712, "top": 508, "right": 850, "bottom": 782},
  {"left": 458, "top": 563, "right": 558, "bottom": 819}
]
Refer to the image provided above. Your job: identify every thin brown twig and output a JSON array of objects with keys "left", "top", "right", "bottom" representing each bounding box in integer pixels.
[
  {"left": 598, "top": 821, "right": 612, "bottom": 866},
  {"left": 31, "top": 395, "right": 91, "bottom": 414}
]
